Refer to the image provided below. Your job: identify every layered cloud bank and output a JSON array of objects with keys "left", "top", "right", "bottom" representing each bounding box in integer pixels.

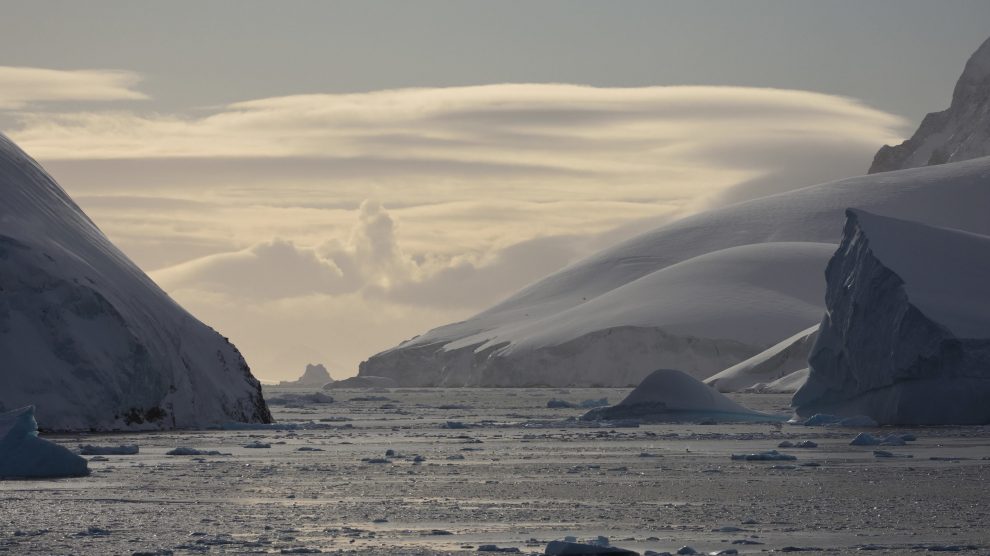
[{"left": 3, "top": 76, "right": 908, "bottom": 379}]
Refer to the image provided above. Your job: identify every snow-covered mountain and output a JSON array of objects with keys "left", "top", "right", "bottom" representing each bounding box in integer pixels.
[
  {"left": 870, "top": 37, "right": 990, "bottom": 173},
  {"left": 361, "top": 156, "right": 990, "bottom": 387},
  {"left": 793, "top": 210, "right": 990, "bottom": 425},
  {"left": 0, "top": 134, "right": 272, "bottom": 431}
]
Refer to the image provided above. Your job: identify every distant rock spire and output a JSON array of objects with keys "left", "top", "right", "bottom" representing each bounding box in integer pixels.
[{"left": 869, "top": 35, "right": 990, "bottom": 173}]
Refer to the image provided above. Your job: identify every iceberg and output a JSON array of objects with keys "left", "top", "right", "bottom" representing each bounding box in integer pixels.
[
  {"left": 583, "top": 369, "right": 784, "bottom": 423},
  {"left": 0, "top": 406, "right": 88, "bottom": 479},
  {"left": 0, "top": 134, "right": 271, "bottom": 431},
  {"left": 793, "top": 210, "right": 990, "bottom": 425}
]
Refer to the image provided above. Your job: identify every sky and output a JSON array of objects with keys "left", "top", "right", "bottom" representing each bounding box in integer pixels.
[{"left": 1, "top": 1, "right": 987, "bottom": 381}]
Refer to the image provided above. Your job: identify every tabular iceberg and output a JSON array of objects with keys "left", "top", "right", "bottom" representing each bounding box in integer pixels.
[{"left": 793, "top": 210, "right": 990, "bottom": 425}]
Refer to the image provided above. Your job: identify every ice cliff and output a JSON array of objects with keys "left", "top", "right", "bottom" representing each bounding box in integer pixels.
[
  {"left": 793, "top": 210, "right": 990, "bottom": 425},
  {"left": 0, "top": 134, "right": 272, "bottom": 431},
  {"left": 870, "top": 36, "right": 990, "bottom": 173}
]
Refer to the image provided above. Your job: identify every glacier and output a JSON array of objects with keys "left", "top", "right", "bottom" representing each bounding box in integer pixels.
[
  {"left": 0, "top": 406, "right": 88, "bottom": 479},
  {"left": 793, "top": 210, "right": 990, "bottom": 425},
  {"left": 0, "top": 134, "right": 271, "bottom": 431}
]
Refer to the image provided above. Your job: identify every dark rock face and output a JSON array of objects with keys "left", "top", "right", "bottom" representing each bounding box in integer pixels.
[
  {"left": 870, "top": 36, "right": 990, "bottom": 173},
  {"left": 793, "top": 210, "right": 990, "bottom": 425}
]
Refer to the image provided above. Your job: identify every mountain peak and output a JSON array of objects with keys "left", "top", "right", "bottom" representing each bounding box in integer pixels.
[{"left": 869, "top": 36, "right": 990, "bottom": 173}]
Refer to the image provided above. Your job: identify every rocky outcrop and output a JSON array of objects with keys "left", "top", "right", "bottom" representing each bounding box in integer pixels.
[
  {"left": 793, "top": 210, "right": 990, "bottom": 425},
  {"left": 870, "top": 36, "right": 990, "bottom": 173},
  {"left": 279, "top": 363, "right": 333, "bottom": 387}
]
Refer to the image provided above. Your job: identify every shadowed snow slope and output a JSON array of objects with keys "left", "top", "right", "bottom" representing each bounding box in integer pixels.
[
  {"left": 794, "top": 210, "right": 990, "bottom": 425},
  {"left": 361, "top": 156, "right": 990, "bottom": 387},
  {"left": 0, "top": 406, "right": 88, "bottom": 479},
  {"left": 583, "top": 369, "right": 777, "bottom": 422},
  {"left": 0, "top": 134, "right": 271, "bottom": 431},
  {"left": 759, "top": 368, "right": 809, "bottom": 394},
  {"left": 871, "top": 36, "right": 990, "bottom": 173},
  {"left": 705, "top": 324, "right": 819, "bottom": 393}
]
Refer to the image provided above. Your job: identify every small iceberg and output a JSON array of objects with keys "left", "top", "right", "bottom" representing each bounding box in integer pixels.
[
  {"left": 582, "top": 369, "right": 786, "bottom": 423},
  {"left": 0, "top": 406, "right": 89, "bottom": 479}
]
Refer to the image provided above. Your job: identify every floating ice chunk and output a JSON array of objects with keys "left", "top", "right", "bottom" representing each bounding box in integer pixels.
[
  {"left": 730, "top": 450, "right": 797, "bottom": 461},
  {"left": 801, "top": 414, "right": 878, "bottom": 427},
  {"left": 78, "top": 444, "right": 139, "bottom": 455},
  {"left": 166, "top": 447, "right": 226, "bottom": 456},
  {"left": 850, "top": 433, "right": 881, "bottom": 446},
  {"left": 545, "top": 540, "right": 639, "bottom": 555},
  {"left": 0, "top": 406, "right": 88, "bottom": 479},
  {"left": 243, "top": 441, "right": 271, "bottom": 449}
]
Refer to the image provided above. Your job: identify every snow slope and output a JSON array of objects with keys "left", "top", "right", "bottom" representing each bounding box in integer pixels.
[
  {"left": 757, "top": 368, "right": 809, "bottom": 394},
  {"left": 583, "top": 369, "right": 779, "bottom": 422},
  {"left": 870, "top": 36, "right": 990, "bottom": 173},
  {"left": 793, "top": 210, "right": 990, "bottom": 425},
  {"left": 361, "top": 156, "right": 990, "bottom": 387},
  {"left": 704, "top": 324, "right": 819, "bottom": 393},
  {"left": 0, "top": 134, "right": 271, "bottom": 431},
  {"left": 0, "top": 406, "right": 88, "bottom": 479}
]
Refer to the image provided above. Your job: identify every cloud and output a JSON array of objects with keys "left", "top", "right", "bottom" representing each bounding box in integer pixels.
[
  {"left": 13, "top": 82, "right": 910, "bottom": 380},
  {"left": 153, "top": 201, "right": 603, "bottom": 379},
  {"left": 0, "top": 66, "right": 147, "bottom": 109}
]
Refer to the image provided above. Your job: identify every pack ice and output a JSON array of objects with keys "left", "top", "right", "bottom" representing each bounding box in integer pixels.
[
  {"left": 583, "top": 369, "right": 781, "bottom": 423},
  {"left": 0, "top": 134, "right": 272, "bottom": 431},
  {"left": 793, "top": 210, "right": 990, "bottom": 425},
  {"left": 0, "top": 406, "right": 88, "bottom": 479}
]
